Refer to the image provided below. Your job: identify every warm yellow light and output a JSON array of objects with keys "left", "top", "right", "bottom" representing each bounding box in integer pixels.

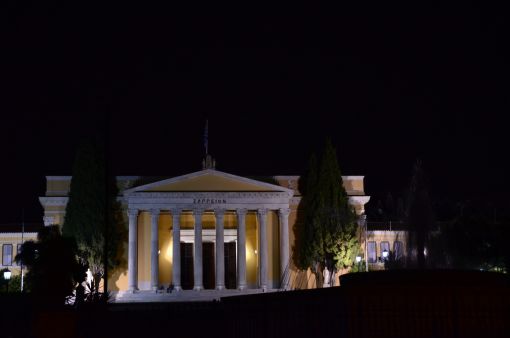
[{"left": 166, "top": 241, "right": 173, "bottom": 260}]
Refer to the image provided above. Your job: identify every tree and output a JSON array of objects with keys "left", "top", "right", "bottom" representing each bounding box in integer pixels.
[
  {"left": 296, "top": 140, "right": 358, "bottom": 287},
  {"left": 441, "top": 201, "right": 506, "bottom": 271},
  {"left": 406, "top": 159, "right": 435, "bottom": 269},
  {"left": 15, "top": 225, "right": 87, "bottom": 305},
  {"left": 63, "top": 137, "right": 125, "bottom": 293}
]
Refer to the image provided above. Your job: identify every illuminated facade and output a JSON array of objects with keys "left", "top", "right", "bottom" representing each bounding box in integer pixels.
[{"left": 37, "top": 167, "right": 370, "bottom": 298}]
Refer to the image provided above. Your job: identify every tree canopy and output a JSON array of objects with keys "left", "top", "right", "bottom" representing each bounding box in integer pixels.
[
  {"left": 405, "top": 159, "right": 435, "bottom": 268},
  {"left": 63, "top": 137, "right": 124, "bottom": 288},
  {"left": 15, "top": 225, "right": 87, "bottom": 305},
  {"left": 296, "top": 140, "right": 358, "bottom": 283}
]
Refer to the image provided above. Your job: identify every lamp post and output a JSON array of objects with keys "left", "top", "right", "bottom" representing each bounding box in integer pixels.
[
  {"left": 382, "top": 249, "right": 389, "bottom": 262},
  {"left": 355, "top": 255, "right": 362, "bottom": 272},
  {"left": 3, "top": 269, "right": 11, "bottom": 293}
]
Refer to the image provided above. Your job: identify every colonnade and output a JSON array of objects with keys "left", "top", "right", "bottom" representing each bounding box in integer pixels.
[{"left": 127, "top": 208, "right": 290, "bottom": 292}]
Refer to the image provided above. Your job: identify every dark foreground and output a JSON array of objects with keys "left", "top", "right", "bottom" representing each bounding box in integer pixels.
[{"left": 2, "top": 270, "right": 509, "bottom": 338}]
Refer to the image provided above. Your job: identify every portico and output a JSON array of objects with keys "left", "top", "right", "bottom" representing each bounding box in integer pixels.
[
  {"left": 123, "top": 169, "right": 294, "bottom": 293},
  {"left": 38, "top": 167, "right": 370, "bottom": 299}
]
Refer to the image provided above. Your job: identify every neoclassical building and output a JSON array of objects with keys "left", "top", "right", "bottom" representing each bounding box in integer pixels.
[{"left": 38, "top": 165, "right": 370, "bottom": 294}]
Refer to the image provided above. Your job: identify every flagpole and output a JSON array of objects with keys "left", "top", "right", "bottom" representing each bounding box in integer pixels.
[{"left": 21, "top": 208, "right": 24, "bottom": 292}]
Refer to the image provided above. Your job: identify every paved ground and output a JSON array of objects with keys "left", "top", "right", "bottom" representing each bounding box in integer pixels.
[{"left": 113, "top": 288, "right": 279, "bottom": 302}]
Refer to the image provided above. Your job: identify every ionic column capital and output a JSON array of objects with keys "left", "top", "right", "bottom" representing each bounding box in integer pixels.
[
  {"left": 257, "top": 208, "right": 268, "bottom": 217},
  {"left": 194, "top": 208, "right": 205, "bottom": 216},
  {"left": 150, "top": 208, "right": 160, "bottom": 217},
  {"left": 236, "top": 208, "right": 248, "bottom": 217},
  {"left": 214, "top": 208, "right": 226, "bottom": 217},
  {"left": 170, "top": 208, "right": 181, "bottom": 216},
  {"left": 279, "top": 208, "right": 290, "bottom": 217},
  {"left": 128, "top": 209, "right": 139, "bottom": 217}
]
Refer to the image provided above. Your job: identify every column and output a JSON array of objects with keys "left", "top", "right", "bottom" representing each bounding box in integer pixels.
[
  {"left": 172, "top": 209, "right": 182, "bottom": 291},
  {"left": 236, "top": 209, "right": 247, "bottom": 290},
  {"left": 258, "top": 209, "right": 268, "bottom": 291},
  {"left": 279, "top": 208, "right": 290, "bottom": 290},
  {"left": 150, "top": 209, "right": 160, "bottom": 292},
  {"left": 215, "top": 209, "right": 225, "bottom": 290},
  {"left": 127, "top": 208, "right": 139, "bottom": 292},
  {"left": 193, "top": 209, "right": 204, "bottom": 291}
]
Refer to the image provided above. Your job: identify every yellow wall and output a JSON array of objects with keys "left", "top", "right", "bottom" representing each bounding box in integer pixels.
[
  {"left": 159, "top": 214, "right": 172, "bottom": 287},
  {"left": 137, "top": 212, "right": 151, "bottom": 289},
  {"left": 246, "top": 212, "right": 258, "bottom": 288},
  {"left": 46, "top": 179, "right": 71, "bottom": 196},
  {"left": 343, "top": 178, "right": 365, "bottom": 195},
  {"left": 0, "top": 234, "right": 38, "bottom": 273}
]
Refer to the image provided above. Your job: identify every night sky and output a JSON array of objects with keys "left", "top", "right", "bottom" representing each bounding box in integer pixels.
[{"left": 1, "top": 6, "right": 508, "bottom": 223}]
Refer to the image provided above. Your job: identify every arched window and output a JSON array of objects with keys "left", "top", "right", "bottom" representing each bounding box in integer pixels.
[
  {"left": 394, "top": 241, "right": 404, "bottom": 260},
  {"left": 368, "top": 241, "right": 377, "bottom": 263},
  {"left": 2, "top": 244, "right": 13, "bottom": 266}
]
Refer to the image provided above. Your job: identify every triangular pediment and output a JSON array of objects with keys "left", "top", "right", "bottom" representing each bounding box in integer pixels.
[{"left": 124, "top": 169, "right": 293, "bottom": 193}]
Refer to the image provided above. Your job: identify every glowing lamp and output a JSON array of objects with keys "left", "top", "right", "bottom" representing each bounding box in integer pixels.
[
  {"left": 382, "top": 250, "right": 389, "bottom": 259},
  {"left": 355, "top": 256, "right": 362, "bottom": 263}
]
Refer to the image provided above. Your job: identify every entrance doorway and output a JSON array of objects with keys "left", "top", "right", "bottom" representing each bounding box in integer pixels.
[
  {"left": 224, "top": 242, "right": 237, "bottom": 289},
  {"left": 180, "top": 243, "right": 194, "bottom": 290},
  {"left": 203, "top": 242, "right": 215, "bottom": 289}
]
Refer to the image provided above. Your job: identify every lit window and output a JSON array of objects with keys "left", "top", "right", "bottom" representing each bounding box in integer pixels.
[
  {"left": 2, "top": 244, "right": 13, "bottom": 266},
  {"left": 368, "top": 241, "right": 377, "bottom": 263},
  {"left": 394, "top": 241, "right": 403, "bottom": 260},
  {"left": 380, "top": 241, "right": 390, "bottom": 260}
]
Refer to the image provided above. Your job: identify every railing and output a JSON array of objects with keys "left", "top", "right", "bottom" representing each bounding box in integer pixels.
[
  {"left": 366, "top": 221, "right": 408, "bottom": 231},
  {"left": 366, "top": 221, "right": 447, "bottom": 231}
]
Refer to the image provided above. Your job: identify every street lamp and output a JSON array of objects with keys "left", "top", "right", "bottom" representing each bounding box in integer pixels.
[
  {"left": 355, "top": 255, "right": 362, "bottom": 272},
  {"left": 382, "top": 249, "right": 389, "bottom": 260},
  {"left": 3, "top": 269, "right": 11, "bottom": 293}
]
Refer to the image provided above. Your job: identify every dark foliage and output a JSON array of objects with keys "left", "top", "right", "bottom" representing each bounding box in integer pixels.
[
  {"left": 63, "top": 137, "right": 126, "bottom": 289},
  {"left": 439, "top": 201, "right": 507, "bottom": 271},
  {"left": 15, "top": 225, "right": 87, "bottom": 305},
  {"left": 406, "top": 159, "right": 435, "bottom": 268},
  {"left": 295, "top": 140, "right": 358, "bottom": 285}
]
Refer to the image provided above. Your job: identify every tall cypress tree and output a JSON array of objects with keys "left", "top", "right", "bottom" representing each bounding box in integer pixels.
[
  {"left": 63, "top": 137, "right": 124, "bottom": 291},
  {"left": 406, "top": 159, "right": 435, "bottom": 269},
  {"left": 296, "top": 140, "right": 358, "bottom": 286}
]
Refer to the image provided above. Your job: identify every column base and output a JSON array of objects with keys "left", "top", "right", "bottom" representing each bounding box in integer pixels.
[
  {"left": 215, "top": 285, "right": 224, "bottom": 291},
  {"left": 261, "top": 286, "right": 267, "bottom": 292},
  {"left": 128, "top": 287, "right": 139, "bottom": 294},
  {"left": 238, "top": 285, "right": 247, "bottom": 291},
  {"left": 151, "top": 286, "right": 159, "bottom": 292},
  {"left": 193, "top": 286, "right": 203, "bottom": 291},
  {"left": 174, "top": 286, "right": 182, "bottom": 292}
]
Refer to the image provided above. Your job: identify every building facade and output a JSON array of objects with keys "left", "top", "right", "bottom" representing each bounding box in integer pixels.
[{"left": 38, "top": 168, "right": 370, "bottom": 293}]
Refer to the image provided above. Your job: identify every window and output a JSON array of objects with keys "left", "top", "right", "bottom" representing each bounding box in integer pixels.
[
  {"left": 368, "top": 241, "right": 377, "bottom": 263},
  {"left": 394, "top": 241, "right": 403, "bottom": 260},
  {"left": 380, "top": 241, "right": 390, "bottom": 261},
  {"left": 2, "top": 244, "right": 13, "bottom": 266},
  {"left": 15, "top": 244, "right": 22, "bottom": 266}
]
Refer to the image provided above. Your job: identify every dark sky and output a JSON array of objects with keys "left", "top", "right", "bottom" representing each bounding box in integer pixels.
[{"left": 1, "top": 6, "right": 508, "bottom": 222}]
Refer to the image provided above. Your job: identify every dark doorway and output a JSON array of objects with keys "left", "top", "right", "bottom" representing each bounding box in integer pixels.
[
  {"left": 224, "top": 242, "right": 237, "bottom": 289},
  {"left": 203, "top": 242, "right": 215, "bottom": 289},
  {"left": 180, "top": 243, "right": 194, "bottom": 290}
]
